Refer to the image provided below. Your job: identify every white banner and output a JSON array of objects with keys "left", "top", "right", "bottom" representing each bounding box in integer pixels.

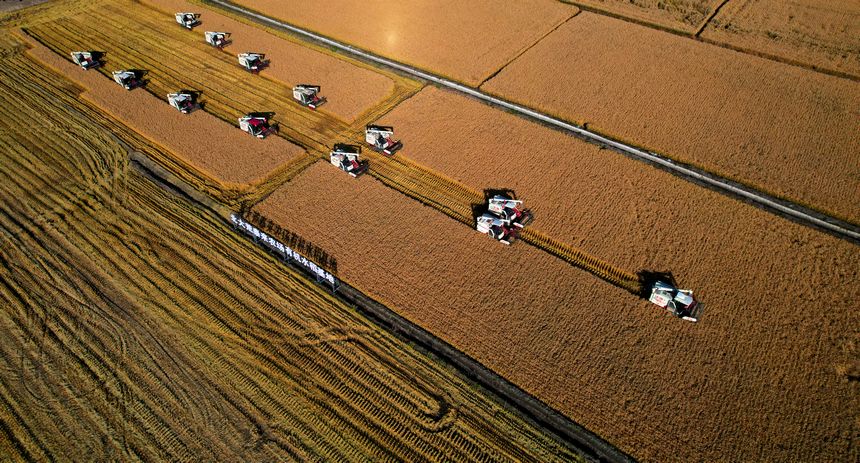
[{"left": 231, "top": 214, "right": 337, "bottom": 287}]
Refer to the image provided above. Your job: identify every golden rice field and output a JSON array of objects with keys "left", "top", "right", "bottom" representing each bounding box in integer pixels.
[
  {"left": 3, "top": 0, "right": 858, "bottom": 462},
  {"left": 0, "top": 12, "right": 585, "bottom": 463}
]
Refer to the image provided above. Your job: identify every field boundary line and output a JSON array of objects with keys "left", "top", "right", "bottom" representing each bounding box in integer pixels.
[
  {"left": 477, "top": 9, "right": 581, "bottom": 88},
  {"left": 558, "top": 0, "right": 859, "bottom": 81},
  {"left": 694, "top": 0, "right": 731, "bottom": 37},
  {"left": 205, "top": 0, "right": 860, "bottom": 244}
]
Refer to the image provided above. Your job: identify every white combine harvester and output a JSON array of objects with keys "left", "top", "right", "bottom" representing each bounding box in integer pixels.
[
  {"left": 167, "top": 91, "right": 199, "bottom": 114},
  {"left": 329, "top": 143, "right": 368, "bottom": 177},
  {"left": 476, "top": 195, "right": 532, "bottom": 244},
  {"left": 112, "top": 70, "right": 144, "bottom": 90},
  {"left": 204, "top": 31, "right": 231, "bottom": 48},
  {"left": 70, "top": 51, "right": 101, "bottom": 70},
  {"left": 175, "top": 12, "right": 201, "bottom": 29},
  {"left": 365, "top": 124, "right": 402, "bottom": 155},
  {"left": 649, "top": 281, "right": 704, "bottom": 322},
  {"left": 238, "top": 113, "right": 276, "bottom": 139},
  {"left": 238, "top": 53, "right": 267, "bottom": 73},
  {"left": 293, "top": 84, "right": 326, "bottom": 109}
]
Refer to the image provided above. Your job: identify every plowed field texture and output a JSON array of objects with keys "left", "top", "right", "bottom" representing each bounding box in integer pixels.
[
  {"left": 481, "top": 12, "right": 860, "bottom": 224},
  {"left": 0, "top": 6, "right": 586, "bottom": 463}
]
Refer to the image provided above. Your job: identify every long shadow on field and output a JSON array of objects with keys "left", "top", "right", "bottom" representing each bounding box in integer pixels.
[
  {"left": 636, "top": 270, "right": 676, "bottom": 298},
  {"left": 243, "top": 209, "right": 337, "bottom": 274}
]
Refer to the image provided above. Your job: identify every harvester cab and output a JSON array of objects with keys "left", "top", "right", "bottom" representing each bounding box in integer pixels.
[
  {"left": 70, "top": 51, "right": 101, "bottom": 71},
  {"left": 175, "top": 12, "right": 201, "bottom": 29},
  {"left": 205, "top": 31, "right": 231, "bottom": 48},
  {"left": 365, "top": 124, "right": 402, "bottom": 155},
  {"left": 112, "top": 70, "right": 145, "bottom": 90},
  {"left": 238, "top": 53, "right": 267, "bottom": 73},
  {"left": 329, "top": 143, "right": 368, "bottom": 177},
  {"left": 487, "top": 195, "right": 532, "bottom": 228},
  {"left": 476, "top": 213, "right": 517, "bottom": 245},
  {"left": 239, "top": 112, "right": 276, "bottom": 139},
  {"left": 293, "top": 84, "right": 326, "bottom": 109},
  {"left": 649, "top": 281, "right": 703, "bottom": 322},
  {"left": 167, "top": 91, "right": 199, "bottom": 114}
]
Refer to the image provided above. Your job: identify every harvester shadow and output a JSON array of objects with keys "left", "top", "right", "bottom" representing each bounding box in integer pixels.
[
  {"left": 636, "top": 270, "right": 676, "bottom": 298},
  {"left": 243, "top": 209, "right": 337, "bottom": 274}
]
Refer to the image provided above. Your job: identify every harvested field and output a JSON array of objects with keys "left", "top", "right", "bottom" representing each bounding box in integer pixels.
[
  {"left": 229, "top": 0, "right": 579, "bottom": 85},
  {"left": 0, "top": 31, "right": 581, "bottom": 462},
  {"left": 482, "top": 12, "right": 860, "bottom": 224},
  {"left": 257, "top": 90, "right": 860, "bottom": 462},
  {"left": 564, "top": 0, "right": 720, "bottom": 32},
  {"left": 24, "top": 33, "right": 303, "bottom": 187},
  {"left": 25, "top": 0, "right": 368, "bottom": 153},
  {"left": 23, "top": 0, "right": 423, "bottom": 205},
  {"left": 143, "top": 0, "right": 396, "bottom": 122},
  {"left": 702, "top": 0, "right": 860, "bottom": 78}
]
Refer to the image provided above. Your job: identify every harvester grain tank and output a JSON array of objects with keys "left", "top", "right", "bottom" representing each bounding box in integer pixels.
[
  {"left": 365, "top": 124, "right": 402, "bottom": 155},
  {"left": 649, "top": 281, "right": 704, "bottom": 322},
  {"left": 476, "top": 195, "right": 532, "bottom": 244},
  {"left": 70, "top": 51, "right": 101, "bottom": 70},
  {"left": 293, "top": 84, "right": 326, "bottom": 109},
  {"left": 238, "top": 53, "right": 267, "bottom": 73},
  {"left": 167, "top": 91, "right": 199, "bottom": 114},
  {"left": 239, "top": 113, "right": 276, "bottom": 139},
  {"left": 330, "top": 143, "right": 368, "bottom": 177},
  {"left": 112, "top": 70, "right": 145, "bottom": 90},
  {"left": 205, "top": 31, "right": 231, "bottom": 48},
  {"left": 175, "top": 12, "right": 201, "bottom": 29}
]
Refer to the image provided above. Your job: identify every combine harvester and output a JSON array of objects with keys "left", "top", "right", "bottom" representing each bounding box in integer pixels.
[
  {"left": 175, "top": 12, "right": 201, "bottom": 29},
  {"left": 112, "top": 70, "right": 145, "bottom": 90},
  {"left": 239, "top": 112, "right": 277, "bottom": 139},
  {"left": 649, "top": 281, "right": 704, "bottom": 322},
  {"left": 70, "top": 51, "right": 101, "bottom": 70},
  {"left": 238, "top": 53, "right": 268, "bottom": 73},
  {"left": 204, "top": 31, "right": 231, "bottom": 48},
  {"left": 330, "top": 143, "right": 368, "bottom": 177},
  {"left": 293, "top": 84, "right": 326, "bottom": 109},
  {"left": 476, "top": 195, "right": 532, "bottom": 245},
  {"left": 167, "top": 91, "right": 200, "bottom": 114},
  {"left": 365, "top": 124, "right": 402, "bottom": 155}
]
